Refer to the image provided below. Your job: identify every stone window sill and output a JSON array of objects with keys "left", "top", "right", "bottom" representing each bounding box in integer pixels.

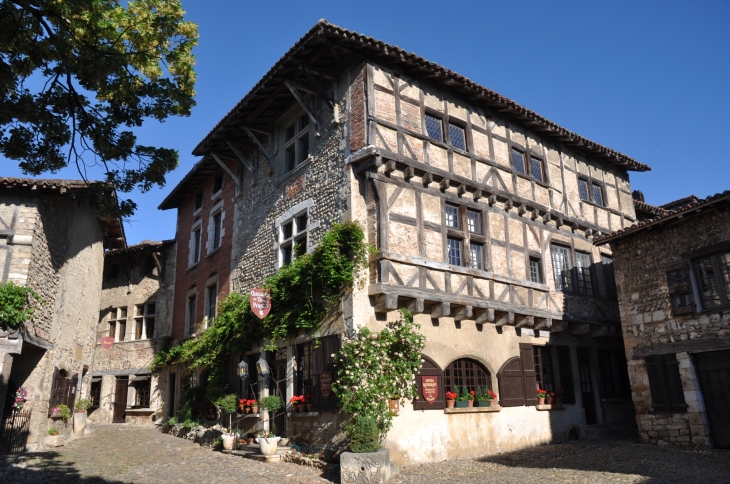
[
  {"left": 125, "top": 408, "right": 154, "bottom": 415},
  {"left": 234, "top": 413, "right": 261, "bottom": 418},
  {"left": 443, "top": 406, "right": 501, "bottom": 414},
  {"left": 289, "top": 412, "right": 320, "bottom": 418},
  {"left": 535, "top": 404, "right": 565, "bottom": 411}
]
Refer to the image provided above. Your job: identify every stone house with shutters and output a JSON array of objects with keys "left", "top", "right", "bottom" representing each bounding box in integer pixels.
[
  {"left": 90, "top": 240, "right": 176, "bottom": 425},
  {"left": 0, "top": 177, "right": 125, "bottom": 450},
  {"left": 183, "top": 20, "right": 645, "bottom": 464},
  {"left": 596, "top": 190, "right": 730, "bottom": 450}
]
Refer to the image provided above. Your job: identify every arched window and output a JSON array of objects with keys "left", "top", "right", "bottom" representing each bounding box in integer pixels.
[{"left": 444, "top": 358, "right": 491, "bottom": 395}]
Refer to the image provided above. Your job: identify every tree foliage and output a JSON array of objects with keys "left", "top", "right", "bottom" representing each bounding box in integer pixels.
[
  {"left": 0, "top": 0, "right": 198, "bottom": 216},
  {"left": 0, "top": 281, "right": 42, "bottom": 328}
]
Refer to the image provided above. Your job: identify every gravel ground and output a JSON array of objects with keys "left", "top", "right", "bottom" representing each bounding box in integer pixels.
[{"left": 0, "top": 425, "right": 728, "bottom": 483}]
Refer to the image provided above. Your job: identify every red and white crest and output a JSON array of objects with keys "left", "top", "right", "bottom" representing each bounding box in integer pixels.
[{"left": 249, "top": 288, "right": 271, "bottom": 319}]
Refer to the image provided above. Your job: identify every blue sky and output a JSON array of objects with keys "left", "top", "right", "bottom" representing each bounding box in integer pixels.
[{"left": 4, "top": 0, "right": 729, "bottom": 244}]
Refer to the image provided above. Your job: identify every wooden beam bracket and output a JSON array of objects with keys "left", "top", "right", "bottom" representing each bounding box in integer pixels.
[
  {"left": 285, "top": 81, "right": 320, "bottom": 135},
  {"left": 209, "top": 152, "right": 240, "bottom": 187},
  {"left": 301, "top": 67, "right": 335, "bottom": 111},
  {"left": 431, "top": 302, "right": 450, "bottom": 319},
  {"left": 374, "top": 294, "right": 398, "bottom": 313},
  {"left": 242, "top": 127, "right": 274, "bottom": 175}
]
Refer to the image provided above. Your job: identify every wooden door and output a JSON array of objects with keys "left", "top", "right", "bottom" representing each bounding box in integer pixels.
[
  {"left": 112, "top": 378, "right": 128, "bottom": 423},
  {"left": 694, "top": 349, "right": 730, "bottom": 448},
  {"left": 577, "top": 349, "right": 597, "bottom": 425}
]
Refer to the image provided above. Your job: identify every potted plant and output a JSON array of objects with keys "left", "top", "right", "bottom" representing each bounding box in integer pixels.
[
  {"left": 546, "top": 391, "right": 555, "bottom": 405},
  {"left": 73, "top": 398, "right": 92, "bottom": 436},
  {"left": 304, "top": 394, "right": 313, "bottom": 412},
  {"left": 12, "top": 387, "right": 28, "bottom": 411},
  {"left": 256, "top": 431, "right": 280, "bottom": 455},
  {"left": 250, "top": 399, "right": 259, "bottom": 415},
  {"left": 51, "top": 406, "right": 61, "bottom": 417},
  {"left": 476, "top": 387, "right": 498, "bottom": 407},
  {"left": 259, "top": 395, "right": 283, "bottom": 415},
  {"left": 221, "top": 428, "right": 237, "bottom": 451},
  {"left": 445, "top": 391, "right": 457, "bottom": 408},
  {"left": 537, "top": 388, "right": 548, "bottom": 405},
  {"left": 455, "top": 386, "right": 474, "bottom": 408},
  {"left": 45, "top": 427, "right": 64, "bottom": 447},
  {"left": 554, "top": 389, "right": 564, "bottom": 405},
  {"left": 58, "top": 404, "right": 71, "bottom": 422},
  {"left": 289, "top": 395, "right": 303, "bottom": 413}
]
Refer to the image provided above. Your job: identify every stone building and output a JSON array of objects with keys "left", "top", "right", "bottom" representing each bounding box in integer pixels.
[
  {"left": 0, "top": 177, "right": 124, "bottom": 449},
  {"left": 158, "top": 153, "right": 239, "bottom": 419},
  {"left": 177, "top": 21, "right": 648, "bottom": 464},
  {"left": 90, "top": 240, "right": 175, "bottom": 425},
  {"left": 596, "top": 191, "right": 730, "bottom": 449}
]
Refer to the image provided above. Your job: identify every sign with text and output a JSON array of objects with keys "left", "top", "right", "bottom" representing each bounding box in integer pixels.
[
  {"left": 320, "top": 371, "right": 333, "bottom": 398},
  {"left": 421, "top": 376, "right": 438, "bottom": 404},
  {"left": 100, "top": 337, "right": 114, "bottom": 350},
  {"left": 250, "top": 288, "right": 271, "bottom": 319}
]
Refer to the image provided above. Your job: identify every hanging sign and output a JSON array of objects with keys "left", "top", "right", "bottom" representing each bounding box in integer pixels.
[
  {"left": 100, "top": 337, "right": 114, "bottom": 350},
  {"left": 320, "top": 371, "right": 333, "bottom": 398},
  {"left": 421, "top": 376, "right": 438, "bottom": 404},
  {"left": 250, "top": 288, "right": 271, "bottom": 319}
]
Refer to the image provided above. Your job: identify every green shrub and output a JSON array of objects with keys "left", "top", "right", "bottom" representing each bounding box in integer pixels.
[
  {"left": 47, "top": 428, "right": 58, "bottom": 436},
  {"left": 58, "top": 404, "right": 71, "bottom": 421},
  {"left": 74, "top": 398, "right": 92, "bottom": 412},
  {"left": 346, "top": 416, "right": 379, "bottom": 453},
  {"left": 0, "top": 281, "right": 42, "bottom": 328},
  {"left": 167, "top": 416, "right": 178, "bottom": 426},
  {"left": 213, "top": 436, "right": 223, "bottom": 448},
  {"left": 259, "top": 395, "right": 283, "bottom": 414},
  {"left": 214, "top": 394, "right": 238, "bottom": 414}
]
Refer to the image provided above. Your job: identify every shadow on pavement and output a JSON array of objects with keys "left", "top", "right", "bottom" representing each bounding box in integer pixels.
[
  {"left": 477, "top": 440, "right": 730, "bottom": 483},
  {"left": 1, "top": 451, "right": 127, "bottom": 483}
]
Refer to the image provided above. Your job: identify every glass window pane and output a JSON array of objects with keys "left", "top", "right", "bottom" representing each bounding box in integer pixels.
[
  {"left": 213, "top": 212, "right": 222, "bottom": 250},
  {"left": 295, "top": 214, "right": 308, "bottom": 233},
  {"left": 282, "top": 222, "right": 293, "bottom": 241},
  {"left": 592, "top": 184, "right": 604, "bottom": 206},
  {"left": 551, "top": 245, "right": 572, "bottom": 291},
  {"left": 576, "top": 252, "right": 593, "bottom": 295},
  {"left": 282, "top": 245, "right": 293, "bottom": 266},
  {"left": 697, "top": 257, "right": 721, "bottom": 307},
  {"left": 511, "top": 149, "right": 526, "bottom": 174},
  {"left": 447, "top": 238, "right": 462, "bottom": 266},
  {"left": 298, "top": 135, "right": 309, "bottom": 162},
  {"left": 469, "top": 243, "right": 482, "bottom": 270},
  {"left": 445, "top": 204, "right": 459, "bottom": 229},
  {"left": 529, "top": 258, "right": 541, "bottom": 283},
  {"left": 531, "top": 158, "right": 544, "bottom": 182},
  {"left": 449, "top": 124, "right": 466, "bottom": 151},
  {"left": 285, "top": 123, "right": 296, "bottom": 142},
  {"left": 285, "top": 147, "right": 296, "bottom": 172},
  {"left": 578, "top": 179, "right": 589, "bottom": 201},
  {"left": 298, "top": 114, "right": 309, "bottom": 130},
  {"left": 467, "top": 210, "right": 480, "bottom": 234},
  {"left": 719, "top": 253, "right": 730, "bottom": 299},
  {"left": 425, "top": 115, "right": 443, "bottom": 142}
]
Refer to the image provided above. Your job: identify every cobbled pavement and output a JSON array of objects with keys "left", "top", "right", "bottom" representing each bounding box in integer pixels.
[{"left": 0, "top": 424, "right": 727, "bottom": 483}]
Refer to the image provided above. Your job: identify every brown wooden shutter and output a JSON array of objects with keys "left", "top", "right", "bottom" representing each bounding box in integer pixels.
[
  {"left": 520, "top": 343, "right": 539, "bottom": 406},
  {"left": 645, "top": 354, "right": 670, "bottom": 411},
  {"left": 413, "top": 355, "right": 445, "bottom": 410},
  {"left": 556, "top": 346, "right": 576, "bottom": 404},
  {"left": 663, "top": 354, "right": 687, "bottom": 411},
  {"left": 47, "top": 367, "right": 59, "bottom": 416},
  {"left": 497, "top": 357, "right": 525, "bottom": 407}
]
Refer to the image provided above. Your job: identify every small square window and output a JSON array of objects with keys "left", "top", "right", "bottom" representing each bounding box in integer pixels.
[
  {"left": 281, "top": 245, "right": 293, "bottom": 266},
  {"left": 192, "top": 227, "right": 201, "bottom": 264},
  {"left": 445, "top": 204, "right": 459, "bottom": 229},
  {"left": 425, "top": 114, "right": 443, "bottom": 143},
  {"left": 213, "top": 173, "right": 223, "bottom": 194},
  {"left": 469, "top": 243, "right": 483, "bottom": 270},
  {"left": 448, "top": 124, "right": 466, "bottom": 151},
  {"left": 467, "top": 210, "right": 481, "bottom": 234},
  {"left": 212, "top": 211, "right": 222, "bottom": 250},
  {"left": 531, "top": 158, "right": 544, "bottom": 183},
  {"left": 194, "top": 192, "right": 203, "bottom": 211},
  {"left": 578, "top": 179, "right": 590, "bottom": 201},
  {"left": 511, "top": 149, "right": 526, "bottom": 174},
  {"left": 529, "top": 257, "right": 542, "bottom": 284},
  {"left": 295, "top": 214, "right": 308, "bottom": 233},
  {"left": 447, "top": 238, "right": 462, "bottom": 266},
  {"left": 295, "top": 235, "right": 307, "bottom": 256},
  {"left": 592, "top": 184, "right": 605, "bottom": 206},
  {"left": 282, "top": 222, "right": 293, "bottom": 241}
]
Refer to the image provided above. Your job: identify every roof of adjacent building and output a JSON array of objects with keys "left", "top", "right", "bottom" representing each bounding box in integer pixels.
[
  {"left": 104, "top": 239, "right": 175, "bottom": 257},
  {"left": 633, "top": 198, "right": 671, "bottom": 218},
  {"left": 596, "top": 190, "right": 730, "bottom": 245},
  {"left": 0, "top": 176, "right": 126, "bottom": 250},
  {"left": 160, "top": 20, "right": 650, "bottom": 210}
]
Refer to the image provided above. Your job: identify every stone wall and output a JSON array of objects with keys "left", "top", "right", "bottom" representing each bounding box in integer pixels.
[{"left": 609, "top": 202, "right": 730, "bottom": 447}]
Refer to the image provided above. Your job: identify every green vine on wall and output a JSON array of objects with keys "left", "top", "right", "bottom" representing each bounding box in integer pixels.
[
  {"left": 151, "top": 222, "right": 368, "bottom": 399},
  {"left": 0, "top": 281, "right": 43, "bottom": 329},
  {"left": 332, "top": 309, "right": 426, "bottom": 443}
]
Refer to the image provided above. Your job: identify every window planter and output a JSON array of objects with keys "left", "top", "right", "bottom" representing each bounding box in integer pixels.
[{"left": 444, "top": 406, "right": 501, "bottom": 414}]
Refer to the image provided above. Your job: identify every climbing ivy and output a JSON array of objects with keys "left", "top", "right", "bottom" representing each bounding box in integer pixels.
[
  {"left": 332, "top": 309, "right": 426, "bottom": 443},
  {"left": 151, "top": 222, "right": 368, "bottom": 399},
  {"left": 0, "top": 281, "right": 43, "bottom": 328}
]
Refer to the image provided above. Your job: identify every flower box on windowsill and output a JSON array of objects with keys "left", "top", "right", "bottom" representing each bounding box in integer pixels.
[
  {"left": 443, "top": 406, "right": 501, "bottom": 414},
  {"left": 535, "top": 404, "right": 565, "bottom": 411}
]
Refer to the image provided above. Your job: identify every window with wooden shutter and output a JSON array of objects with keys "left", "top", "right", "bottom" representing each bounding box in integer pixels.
[
  {"left": 443, "top": 359, "right": 490, "bottom": 395},
  {"left": 413, "top": 355, "right": 444, "bottom": 410},
  {"left": 497, "top": 357, "right": 525, "bottom": 407},
  {"left": 311, "top": 335, "right": 339, "bottom": 410},
  {"left": 666, "top": 263, "right": 694, "bottom": 315},
  {"left": 556, "top": 346, "right": 576, "bottom": 404},
  {"left": 645, "top": 353, "right": 687, "bottom": 412},
  {"left": 520, "top": 343, "right": 539, "bottom": 405}
]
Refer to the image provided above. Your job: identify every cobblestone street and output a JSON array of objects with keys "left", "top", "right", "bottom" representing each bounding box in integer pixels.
[{"left": 0, "top": 425, "right": 728, "bottom": 483}]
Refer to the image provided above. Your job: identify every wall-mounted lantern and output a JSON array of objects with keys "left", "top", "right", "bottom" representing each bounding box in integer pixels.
[
  {"left": 256, "top": 358, "right": 270, "bottom": 378},
  {"left": 238, "top": 360, "right": 249, "bottom": 378},
  {"left": 389, "top": 398, "right": 400, "bottom": 416}
]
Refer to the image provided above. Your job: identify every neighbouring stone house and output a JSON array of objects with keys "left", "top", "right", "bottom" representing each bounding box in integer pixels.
[
  {"left": 90, "top": 240, "right": 176, "bottom": 425},
  {"left": 157, "top": 152, "right": 238, "bottom": 421},
  {"left": 171, "top": 20, "right": 648, "bottom": 465},
  {"left": 596, "top": 190, "right": 730, "bottom": 449},
  {"left": 0, "top": 177, "right": 125, "bottom": 449}
]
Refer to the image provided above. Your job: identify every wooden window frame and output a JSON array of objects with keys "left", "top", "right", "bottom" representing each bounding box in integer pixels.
[
  {"left": 443, "top": 358, "right": 491, "bottom": 395},
  {"left": 424, "top": 112, "right": 444, "bottom": 143},
  {"left": 281, "top": 109, "right": 313, "bottom": 175},
  {"left": 186, "top": 293, "right": 197, "bottom": 336},
  {"left": 511, "top": 148, "right": 544, "bottom": 182},
  {"left": 413, "top": 355, "right": 445, "bottom": 410},
  {"left": 278, "top": 210, "right": 309, "bottom": 267},
  {"left": 533, "top": 346, "right": 556, "bottom": 393},
  {"left": 529, "top": 256, "right": 542, "bottom": 284},
  {"left": 577, "top": 177, "right": 606, "bottom": 207},
  {"left": 212, "top": 172, "right": 224, "bottom": 196},
  {"left": 556, "top": 346, "right": 576, "bottom": 404},
  {"left": 295, "top": 335, "right": 339, "bottom": 410},
  {"left": 693, "top": 251, "right": 730, "bottom": 310},
  {"left": 444, "top": 203, "right": 487, "bottom": 271},
  {"left": 447, "top": 120, "right": 468, "bottom": 152},
  {"left": 645, "top": 353, "right": 687, "bottom": 412}
]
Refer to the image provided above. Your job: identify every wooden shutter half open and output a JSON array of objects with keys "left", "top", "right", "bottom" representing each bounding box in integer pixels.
[
  {"left": 645, "top": 354, "right": 670, "bottom": 411},
  {"left": 497, "top": 357, "right": 525, "bottom": 407},
  {"left": 414, "top": 355, "right": 445, "bottom": 410},
  {"left": 663, "top": 354, "right": 687, "bottom": 411},
  {"left": 520, "top": 343, "right": 539, "bottom": 406}
]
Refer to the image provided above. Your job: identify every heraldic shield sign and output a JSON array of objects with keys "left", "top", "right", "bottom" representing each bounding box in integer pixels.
[
  {"left": 100, "top": 337, "right": 114, "bottom": 350},
  {"left": 250, "top": 288, "right": 271, "bottom": 319},
  {"left": 421, "top": 376, "right": 438, "bottom": 404}
]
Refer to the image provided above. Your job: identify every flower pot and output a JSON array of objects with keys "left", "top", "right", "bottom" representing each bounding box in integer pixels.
[
  {"left": 221, "top": 434, "right": 236, "bottom": 451},
  {"left": 73, "top": 410, "right": 87, "bottom": 436},
  {"left": 455, "top": 401, "right": 469, "bottom": 408},
  {"left": 467, "top": 400, "right": 474, "bottom": 408},
  {"left": 538, "top": 397, "right": 545, "bottom": 405},
  {"left": 554, "top": 397, "right": 562, "bottom": 405},
  {"left": 446, "top": 400, "right": 455, "bottom": 408},
  {"left": 291, "top": 404, "right": 299, "bottom": 413},
  {"left": 256, "top": 436, "right": 280, "bottom": 455},
  {"left": 490, "top": 399, "right": 497, "bottom": 407},
  {"left": 251, "top": 406, "right": 259, "bottom": 414},
  {"left": 546, "top": 397, "right": 554, "bottom": 405},
  {"left": 246, "top": 437, "right": 254, "bottom": 445},
  {"left": 306, "top": 403, "right": 313, "bottom": 412},
  {"left": 298, "top": 404, "right": 307, "bottom": 413}
]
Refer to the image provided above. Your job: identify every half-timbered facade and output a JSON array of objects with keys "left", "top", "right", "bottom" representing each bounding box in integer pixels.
[{"left": 187, "top": 21, "right": 646, "bottom": 464}]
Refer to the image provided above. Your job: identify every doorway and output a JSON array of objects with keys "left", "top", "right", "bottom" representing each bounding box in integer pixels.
[
  {"left": 113, "top": 377, "right": 128, "bottom": 423},
  {"left": 577, "top": 349, "right": 597, "bottom": 425},
  {"left": 268, "top": 348, "right": 288, "bottom": 437},
  {"left": 694, "top": 349, "right": 730, "bottom": 448}
]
